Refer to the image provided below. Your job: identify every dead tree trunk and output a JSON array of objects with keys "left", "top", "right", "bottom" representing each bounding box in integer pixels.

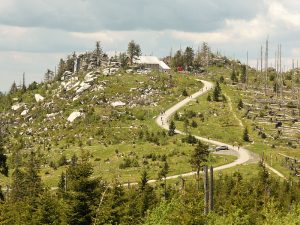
[
  {"left": 209, "top": 166, "right": 214, "bottom": 211},
  {"left": 204, "top": 165, "right": 209, "bottom": 215}
]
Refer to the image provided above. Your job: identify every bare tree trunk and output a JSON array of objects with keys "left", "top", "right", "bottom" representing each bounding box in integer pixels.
[
  {"left": 209, "top": 166, "right": 214, "bottom": 211},
  {"left": 204, "top": 165, "right": 209, "bottom": 215}
]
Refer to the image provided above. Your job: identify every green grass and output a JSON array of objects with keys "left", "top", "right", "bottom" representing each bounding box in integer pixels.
[
  {"left": 39, "top": 139, "right": 237, "bottom": 187},
  {"left": 173, "top": 87, "right": 244, "bottom": 145}
]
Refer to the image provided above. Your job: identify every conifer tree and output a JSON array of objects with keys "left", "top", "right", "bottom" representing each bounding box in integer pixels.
[
  {"left": 238, "top": 99, "right": 244, "bottom": 110},
  {"left": 243, "top": 127, "right": 250, "bottom": 142},
  {"left": 240, "top": 65, "right": 247, "bottom": 83},
  {"left": 158, "top": 161, "right": 169, "bottom": 199},
  {"left": 32, "top": 190, "right": 66, "bottom": 225},
  {"left": 231, "top": 69, "right": 238, "bottom": 83},
  {"left": 127, "top": 40, "right": 141, "bottom": 65},
  {"left": 184, "top": 46, "right": 194, "bottom": 71},
  {"left": 95, "top": 41, "right": 102, "bottom": 67},
  {"left": 0, "top": 131, "right": 8, "bottom": 177},
  {"left": 9, "top": 81, "right": 18, "bottom": 94},
  {"left": 190, "top": 141, "right": 209, "bottom": 190},
  {"left": 138, "top": 170, "right": 157, "bottom": 217},
  {"left": 168, "top": 121, "right": 176, "bottom": 136},
  {"left": 213, "top": 81, "right": 221, "bottom": 101}
]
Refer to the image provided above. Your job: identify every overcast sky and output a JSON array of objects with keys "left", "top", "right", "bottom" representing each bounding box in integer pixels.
[{"left": 0, "top": 0, "right": 300, "bottom": 92}]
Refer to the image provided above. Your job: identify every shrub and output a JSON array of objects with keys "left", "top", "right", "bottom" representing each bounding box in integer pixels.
[
  {"left": 119, "top": 158, "right": 139, "bottom": 169},
  {"left": 191, "top": 120, "right": 198, "bottom": 128},
  {"left": 182, "top": 89, "right": 189, "bottom": 96},
  {"left": 182, "top": 134, "right": 198, "bottom": 144},
  {"left": 58, "top": 155, "right": 68, "bottom": 167}
]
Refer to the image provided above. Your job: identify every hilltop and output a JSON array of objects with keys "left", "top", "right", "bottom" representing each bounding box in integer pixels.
[{"left": 1, "top": 42, "right": 300, "bottom": 225}]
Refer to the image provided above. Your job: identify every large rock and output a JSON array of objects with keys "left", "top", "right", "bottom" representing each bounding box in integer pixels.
[
  {"left": 11, "top": 103, "right": 25, "bottom": 111},
  {"left": 21, "top": 109, "right": 29, "bottom": 116},
  {"left": 67, "top": 112, "right": 83, "bottom": 122},
  {"left": 111, "top": 101, "right": 126, "bottom": 107},
  {"left": 35, "top": 94, "right": 44, "bottom": 102},
  {"left": 76, "top": 82, "right": 91, "bottom": 94}
]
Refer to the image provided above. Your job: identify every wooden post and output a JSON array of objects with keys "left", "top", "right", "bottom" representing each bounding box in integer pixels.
[
  {"left": 180, "top": 177, "right": 186, "bottom": 192},
  {"left": 204, "top": 165, "right": 209, "bottom": 215},
  {"left": 65, "top": 170, "right": 67, "bottom": 192},
  {"left": 209, "top": 166, "right": 214, "bottom": 211}
]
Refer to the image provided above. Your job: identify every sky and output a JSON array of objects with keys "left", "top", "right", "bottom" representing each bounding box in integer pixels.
[{"left": 0, "top": 0, "right": 300, "bottom": 92}]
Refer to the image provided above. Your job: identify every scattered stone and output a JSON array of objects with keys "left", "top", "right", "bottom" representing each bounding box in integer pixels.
[
  {"left": 73, "top": 95, "right": 80, "bottom": 101},
  {"left": 35, "top": 94, "right": 45, "bottom": 102},
  {"left": 93, "top": 85, "right": 105, "bottom": 92},
  {"left": 46, "top": 113, "right": 59, "bottom": 119},
  {"left": 21, "top": 109, "right": 29, "bottom": 116},
  {"left": 12, "top": 103, "right": 25, "bottom": 111},
  {"left": 111, "top": 101, "right": 126, "bottom": 107},
  {"left": 130, "top": 88, "right": 137, "bottom": 92},
  {"left": 67, "top": 111, "right": 83, "bottom": 122},
  {"left": 76, "top": 82, "right": 91, "bottom": 94}
]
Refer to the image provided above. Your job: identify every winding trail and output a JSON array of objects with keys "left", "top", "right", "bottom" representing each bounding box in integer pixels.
[
  {"left": 152, "top": 80, "right": 285, "bottom": 182},
  {"left": 154, "top": 80, "right": 252, "bottom": 179}
]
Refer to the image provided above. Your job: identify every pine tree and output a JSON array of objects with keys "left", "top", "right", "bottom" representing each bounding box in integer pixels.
[
  {"left": 184, "top": 46, "right": 194, "bottom": 71},
  {"left": 0, "top": 131, "right": 8, "bottom": 177},
  {"left": 243, "top": 127, "right": 250, "bottom": 142},
  {"left": 127, "top": 40, "right": 141, "bottom": 65},
  {"left": 119, "top": 52, "right": 129, "bottom": 69},
  {"left": 240, "top": 65, "right": 247, "bottom": 83},
  {"left": 65, "top": 159, "right": 103, "bottom": 225},
  {"left": 9, "top": 81, "right": 18, "bottom": 94},
  {"left": 174, "top": 112, "right": 179, "bottom": 121},
  {"left": 95, "top": 41, "right": 102, "bottom": 67},
  {"left": 21, "top": 72, "right": 26, "bottom": 92},
  {"left": 213, "top": 81, "right": 221, "bottom": 101},
  {"left": 168, "top": 121, "right": 176, "bottom": 136},
  {"left": 10, "top": 167, "right": 27, "bottom": 201},
  {"left": 238, "top": 99, "right": 244, "bottom": 110},
  {"left": 190, "top": 141, "right": 209, "bottom": 190},
  {"left": 140, "top": 170, "right": 149, "bottom": 191},
  {"left": 44, "top": 69, "right": 53, "bottom": 83},
  {"left": 32, "top": 190, "right": 66, "bottom": 225},
  {"left": 207, "top": 94, "right": 212, "bottom": 101},
  {"left": 231, "top": 69, "right": 238, "bottom": 83},
  {"left": 171, "top": 50, "right": 184, "bottom": 69},
  {"left": 57, "top": 59, "right": 66, "bottom": 80},
  {"left": 158, "top": 161, "right": 169, "bottom": 199},
  {"left": 58, "top": 172, "right": 66, "bottom": 192},
  {"left": 138, "top": 170, "right": 157, "bottom": 217},
  {"left": 26, "top": 151, "right": 43, "bottom": 199}
]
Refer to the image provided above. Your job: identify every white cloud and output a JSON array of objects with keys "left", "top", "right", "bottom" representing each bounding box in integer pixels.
[
  {"left": 267, "top": 0, "right": 300, "bottom": 29},
  {"left": 0, "top": 0, "right": 300, "bottom": 91}
]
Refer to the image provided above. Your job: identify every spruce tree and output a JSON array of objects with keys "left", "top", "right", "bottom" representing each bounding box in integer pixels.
[
  {"left": 213, "top": 81, "right": 221, "bottom": 101},
  {"left": 32, "top": 191, "right": 66, "bottom": 225},
  {"left": 9, "top": 81, "right": 18, "bottom": 94},
  {"left": 158, "top": 161, "right": 169, "bottom": 199},
  {"left": 238, "top": 99, "right": 244, "bottom": 110},
  {"left": 168, "top": 121, "right": 176, "bottom": 136},
  {"left": 231, "top": 69, "right": 238, "bottom": 83},
  {"left": 243, "top": 127, "right": 250, "bottom": 142},
  {"left": 0, "top": 131, "right": 8, "bottom": 177},
  {"left": 190, "top": 141, "right": 209, "bottom": 190},
  {"left": 240, "top": 65, "right": 247, "bottom": 83},
  {"left": 127, "top": 40, "right": 141, "bottom": 65},
  {"left": 184, "top": 46, "right": 194, "bottom": 71}
]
